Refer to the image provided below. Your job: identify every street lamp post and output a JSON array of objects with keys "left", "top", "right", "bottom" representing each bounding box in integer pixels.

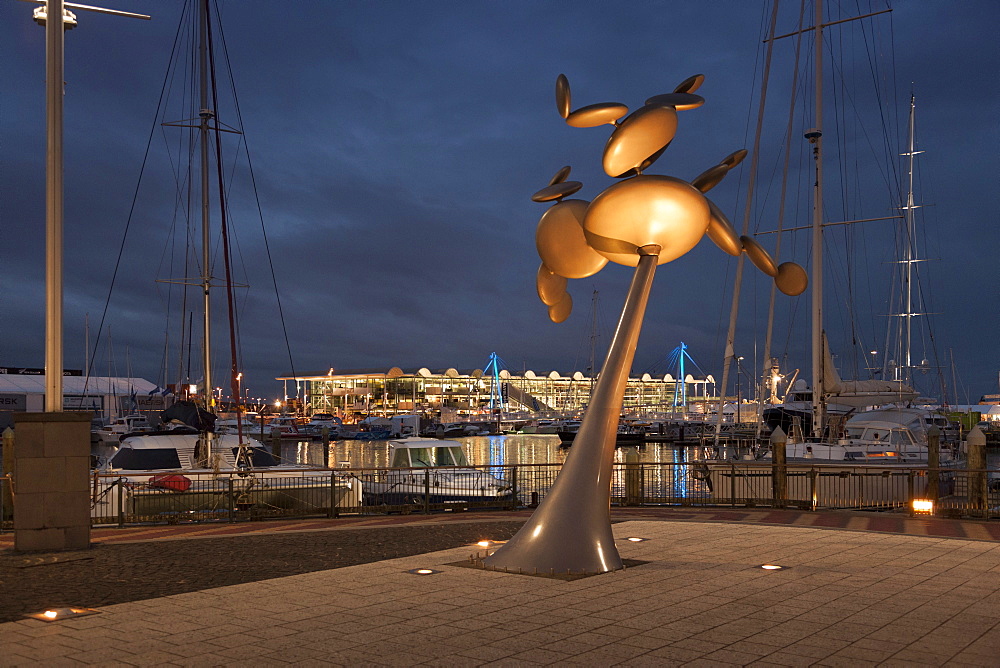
[{"left": 28, "top": 0, "right": 150, "bottom": 410}]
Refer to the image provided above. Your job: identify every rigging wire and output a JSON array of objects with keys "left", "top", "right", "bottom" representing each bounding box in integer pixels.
[
  {"left": 81, "top": 3, "right": 189, "bottom": 401},
  {"left": 216, "top": 4, "right": 299, "bottom": 395}
]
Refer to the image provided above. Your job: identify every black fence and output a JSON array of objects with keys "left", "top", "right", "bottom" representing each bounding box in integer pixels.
[{"left": 1, "top": 462, "right": 997, "bottom": 531}]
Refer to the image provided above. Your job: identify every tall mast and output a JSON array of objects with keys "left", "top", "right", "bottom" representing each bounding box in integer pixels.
[
  {"left": 901, "top": 93, "right": 919, "bottom": 386},
  {"left": 809, "top": 0, "right": 826, "bottom": 439},
  {"left": 198, "top": 0, "right": 213, "bottom": 413},
  {"left": 589, "top": 289, "right": 598, "bottom": 381}
]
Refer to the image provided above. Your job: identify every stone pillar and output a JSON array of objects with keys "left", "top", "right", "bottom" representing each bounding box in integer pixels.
[
  {"left": 2, "top": 427, "right": 14, "bottom": 523},
  {"left": 770, "top": 426, "right": 787, "bottom": 508},
  {"left": 966, "top": 426, "right": 987, "bottom": 515},
  {"left": 12, "top": 412, "right": 92, "bottom": 551}
]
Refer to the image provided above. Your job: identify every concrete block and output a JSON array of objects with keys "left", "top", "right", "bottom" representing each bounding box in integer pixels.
[
  {"left": 13, "top": 491, "right": 46, "bottom": 530},
  {"left": 65, "top": 456, "right": 91, "bottom": 492},
  {"left": 11, "top": 421, "right": 45, "bottom": 458},
  {"left": 43, "top": 419, "right": 91, "bottom": 458},
  {"left": 14, "top": 527, "right": 65, "bottom": 552},
  {"left": 13, "top": 491, "right": 89, "bottom": 531},
  {"left": 64, "top": 524, "right": 91, "bottom": 550},
  {"left": 14, "top": 457, "right": 66, "bottom": 494},
  {"left": 43, "top": 491, "right": 91, "bottom": 528}
]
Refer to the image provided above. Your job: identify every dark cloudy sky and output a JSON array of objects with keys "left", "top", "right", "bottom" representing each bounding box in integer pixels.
[{"left": 2, "top": 1, "right": 997, "bottom": 404}]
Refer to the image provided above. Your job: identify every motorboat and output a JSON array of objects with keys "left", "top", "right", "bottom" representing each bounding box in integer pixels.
[
  {"left": 94, "top": 414, "right": 153, "bottom": 442},
  {"left": 92, "top": 414, "right": 155, "bottom": 465},
  {"left": 303, "top": 413, "right": 344, "bottom": 437},
  {"left": 557, "top": 419, "right": 644, "bottom": 446},
  {"left": 361, "top": 437, "right": 511, "bottom": 505},
  {"left": 521, "top": 419, "right": 559, "bottom": 434},
  {"left": 265, "top": 415, "right": 308, "bottom": 439},
  {"left": 761, "top": 407, "right": 959, "bottom": 464},
  {"left": 215, "top": 417, "right": 260, "bottom": 435},
  {"left": 91, "top": 430, "right": 361, "bottom": 521}
]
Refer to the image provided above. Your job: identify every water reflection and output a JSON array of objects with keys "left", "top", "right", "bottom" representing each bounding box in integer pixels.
[{"left": 283, "top": 434, "right": 706, "bottom": 469}]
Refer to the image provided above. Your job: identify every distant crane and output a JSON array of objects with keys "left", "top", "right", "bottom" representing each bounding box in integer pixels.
[
  {"left": 483, "top": 352, "right": 507, "bottom": 411},
  {"left": 663, "top": 342, "right": 708, "bottom": 408}
]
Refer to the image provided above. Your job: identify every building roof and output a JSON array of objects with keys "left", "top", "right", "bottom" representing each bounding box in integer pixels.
[
  {"left": 277, "top": 367, "right": 716, "bottom": 383},
  {"left": 0, "top": 375, "right": 161, "bottom": 395}
]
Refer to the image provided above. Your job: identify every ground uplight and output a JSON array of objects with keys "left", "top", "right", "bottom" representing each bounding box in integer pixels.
[{"left": 25, "top": 607, "right": 101, "bottom": 622}]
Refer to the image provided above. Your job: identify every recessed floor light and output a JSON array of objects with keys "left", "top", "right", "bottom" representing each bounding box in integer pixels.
[
  {"left": 624, "top": 537, "right": 648, "bottom": 542},
  {"left": 759, "top": 564, "right": 786, "bottom": 571},
  {"left": 473, "top": 540, "right": 506, "bottom": 548},
  {"left": 25, "top": 607, "right": 101, "bottom": 622},
  {"left": 406, "top": 568, "right": 443, "bottom": 575}
]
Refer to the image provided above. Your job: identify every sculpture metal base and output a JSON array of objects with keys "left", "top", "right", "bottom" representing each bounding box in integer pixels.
[{"left": 484, "top": 250, "right": 659, "bottom": 574}]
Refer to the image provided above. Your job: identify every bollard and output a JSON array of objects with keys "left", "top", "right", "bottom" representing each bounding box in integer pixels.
[
  {"left": 624, "top": 447, "right": 642, "bottom": 506},
  {"left": 966, "top": 427, "right": 988, "bottom": 517},
  {"left": 423, "top": 469, "right": 431, "bottom": 514},
  {"left": 926, "top": 426, "right": 940, "bottom": 504},
  {"left": 270, "top": 429, "right": 282, "bottom": 461},
  {"left": 808, "top": 467, "right": 818, "bottom": 511},
  {"left": 321, "top": 426, "right": 331, "bottom": 467},
  {"left": 770, "top": 426, "right": 787, "bottom": 508},
  {"left": 509, "top": 466, "right": 519, "bottom": 511}
]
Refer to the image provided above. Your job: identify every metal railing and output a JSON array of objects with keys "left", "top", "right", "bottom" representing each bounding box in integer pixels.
[{"left": 2, "top": 462, "right": 996, "bottom": 529}]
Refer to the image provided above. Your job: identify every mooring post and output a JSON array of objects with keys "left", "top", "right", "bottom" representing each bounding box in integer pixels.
[
  {"left": 966, "top": 427, "right": 987, "bottom": 518},
  {"left": 624, "top": 447, "right": 642, "bottom": 506},
  {"left": 322, "top": 426, "right": 331, "bottom": 467},
  {"left": 926, "top": 426, "right": 940, "bottom": 504},
  {"left": 770, "top": 426, "right": 787, "bottom": 508},
  {"left": 270, "top": 429, "right": 281, "bottom": 461}
]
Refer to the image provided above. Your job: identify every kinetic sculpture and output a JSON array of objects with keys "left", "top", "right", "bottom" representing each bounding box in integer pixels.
[{"left": 483, "top": 73, "right": 807, "bottom": 575}]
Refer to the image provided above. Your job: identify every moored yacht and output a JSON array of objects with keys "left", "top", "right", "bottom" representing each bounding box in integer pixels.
[
  {"left": 361, "top": 437, "right": 511, "bottom": 505},
  {"left": 91, "top": 429, "right": 361, "bottom": 521}
]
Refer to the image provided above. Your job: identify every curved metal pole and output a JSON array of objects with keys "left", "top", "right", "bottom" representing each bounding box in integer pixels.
[{"left": 484, "top": 246, "right": 659, "bottom": 574}]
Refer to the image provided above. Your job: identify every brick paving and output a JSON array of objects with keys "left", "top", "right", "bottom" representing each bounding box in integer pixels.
[{"left": 3, "top": 508, "right": 1000, "bottom": 665}]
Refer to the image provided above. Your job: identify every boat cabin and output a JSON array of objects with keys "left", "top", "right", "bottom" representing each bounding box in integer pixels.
[{"left": 389, "top": 438, "right": 470, "bottom": 468}]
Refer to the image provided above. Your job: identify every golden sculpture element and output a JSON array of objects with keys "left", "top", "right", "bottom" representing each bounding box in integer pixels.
[
  {"left": 556, "top": 74, "right": 571, "bottom": 119},
  {"left": 602, "top": 105, "right": 678, "bottom": 178},
  {"left": 536, "top": 264, "right": 567, "bottom": 306},
  {"left": 691, "top": 164, "right": 729, "bottom": 193},
  {"left": 673, "top": 73, "right": 705, "bottom": 94},
  {"left": 556, "top": 73, "right": 629, "bottom": 129},
  {"left": 487, "top": 72, "right": 811, "bottom": 576},
  {"left": 547, "top": 292, "right": 573, "bottom": 323},
  {"left": 535, "top": 198, "right": 608, "bottom": 281},
  {"left": 721, "top": 149, "right": 748, "bottom": 168},
  {"left": 740, "top": 235, "right": 778, "bottom": 276},
  {"left": 548, "top": 165, "right": 572, "bottom": 185},
  {"left": 531, "top": 181, "right": 582, "bottom": 202},
  {"left": 775, "top": 261, "right": 809, "bottom": 296},
  {"left": 567, "top": 103, "right": 629, "bottom": 128},
  {"left": 706, "top": 200, "right": 742, "bottom": 256},
  {"left": 644, "top": 92, "right": 705, "bottom": 111},
  {"left": 584, "top": 176, "right": 710, "bottom": 266}
]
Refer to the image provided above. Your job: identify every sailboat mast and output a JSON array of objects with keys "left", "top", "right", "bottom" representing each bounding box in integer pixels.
[
  {"left": 902, "top": 93, "right": 917, "bottom": 386},
  {"left": 198, "top": 0, "right": 213, "bottom": 413},
  {"left": 809, "top": 0, "right": 826, "bottom": 440}
]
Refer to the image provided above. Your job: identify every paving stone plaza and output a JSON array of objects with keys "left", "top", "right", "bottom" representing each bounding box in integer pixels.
[{"left": 2, "top": 509, "right": 1000, "bottom": 666}]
